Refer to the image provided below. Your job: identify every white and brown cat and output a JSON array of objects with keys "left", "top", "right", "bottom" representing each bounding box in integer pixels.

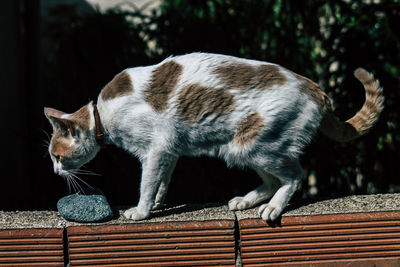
[{"left": 44, "top": 53, "right": 384, "bottom": 221}]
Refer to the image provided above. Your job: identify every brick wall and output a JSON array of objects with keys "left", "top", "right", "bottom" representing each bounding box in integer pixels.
[{"left": 1, "top": 194, "right": 400, "bottom": 266}]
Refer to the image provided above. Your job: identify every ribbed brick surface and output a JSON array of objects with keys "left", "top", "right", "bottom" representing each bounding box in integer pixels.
[
  {"left": 0, "top": 228, "right": 64, "bottom": 266},
  {"left": 67, "top": 220, "right": 236, "bottom": 266},
  {"left": 239, "top": 211, "right": 400, "bottom": 266}
]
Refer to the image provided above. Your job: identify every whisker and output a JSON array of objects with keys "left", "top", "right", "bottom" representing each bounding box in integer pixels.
[
  {"left": 42, "top": 140, "right": 50, "bottom": 147},
  {"left": 64, "top": 172, "right": 82, "bottom": 194},
  {"left": 40, "top": 129, "right": 51, "bottom": 159},
  {"left": 63, "top": 177, "right": 69, "bottom": 194},
  {"left": 69, "top": 173, "right": 94, "bottom": 190},
  {"left": 66, "top": 175, "right": 77, "bottom": 193},
  {"left": 68, "top": 174, "right": 83, "bottom": 193},
  {"left": 70, "top": 169, "right": 101, "bottom": 176},
  {"left": 71, "top": 169, "right": 96, "bottom": 173},
  {"left": 74, "top": 172, "right": 101, "bottom": 177},
  {"left": 78, "top": 165, "right": 102, "bottom": 175},
  {"left": 71, "top": 178, "right": 77, "bottom": 193},
  {"left": 61, "top": 168, "right": 98, "bottom": 194},
  {"left": 41, "top": 140, "right": 50, "bottom": 158},
  {"left": 40, "top": 128, "right": 51, "bottom": 142},
  {"left": 80, "top": 164, "right": 89, "bottom": 170},
  {"left": 64, "top": 176, "right": 72, "bottom": 194}
]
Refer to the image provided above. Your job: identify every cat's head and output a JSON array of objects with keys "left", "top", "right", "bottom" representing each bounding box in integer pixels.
[{"left": 44, "top": 102, "right": 100, "bottom": 177}]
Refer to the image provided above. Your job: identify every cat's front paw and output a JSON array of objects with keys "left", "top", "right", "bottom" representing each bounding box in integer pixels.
[
  {"left": 124, "top": 207, "right": 149, "bottom": 221},
  {"left": 228, "top": 196, "right": 250, "bottom": 210},
  {"left": 258, "top": 203, "right": 282, "bottom": 221}
]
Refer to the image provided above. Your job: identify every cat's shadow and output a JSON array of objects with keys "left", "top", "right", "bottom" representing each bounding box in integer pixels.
[
  {"left": 110, "top": 196, "right": 340, "bottom": 225},
  {"left": 266, "top": 196, "right": 345, "bottom": 227},
  {"left": 152, "top": 202, "right": 225, "bottom": 218},
  {"left": 111, "top": 202, "right": 225, "bottom": 222}
]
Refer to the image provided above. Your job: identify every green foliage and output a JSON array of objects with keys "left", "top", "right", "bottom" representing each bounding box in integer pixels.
[
  {"left": 42, "top": 0, "right": 400, "bottom": 204},
  {"left": 42, "top": 5, "right": 150, "bottom": 110},
  {"left": 147, "top": 0, "right": 400, "bottom": 199}
]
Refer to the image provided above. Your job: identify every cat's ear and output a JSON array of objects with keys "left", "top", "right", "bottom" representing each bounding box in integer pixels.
[{"left": 44, "top": 107, "right": 75, "bottom": 136}]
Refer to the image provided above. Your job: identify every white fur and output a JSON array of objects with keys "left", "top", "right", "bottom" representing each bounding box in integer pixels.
[
  {"left": 91, "top": 53, "right": 323, "bottom": 221},
  {"left": 46, "top": 53, "right": 324, "bottom": 221}
]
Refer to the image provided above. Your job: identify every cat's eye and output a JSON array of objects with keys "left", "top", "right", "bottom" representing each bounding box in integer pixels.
[{"left": 53, "top": 154, "right": 61, "bottom": 162}]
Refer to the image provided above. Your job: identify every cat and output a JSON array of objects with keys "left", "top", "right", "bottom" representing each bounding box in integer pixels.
[{"left": 44, "top": 52, "right": 384, "bottom": 221}]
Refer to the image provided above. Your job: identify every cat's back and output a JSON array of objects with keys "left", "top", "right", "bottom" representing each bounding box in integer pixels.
[
  {"left": 100, "top": 52, "right": 296, "bottom": 107},
  {"left": 99, "top": 53, "right": 326, "bottom": 160},
  {"left": 164, "top": 53, "right": 312, "bottom": 124},
  {"left": 101, "top": 52, "right": 280, "bottom": 114},
  {"left": 141, "top": 53, "right": 324, "bottom": 159}
]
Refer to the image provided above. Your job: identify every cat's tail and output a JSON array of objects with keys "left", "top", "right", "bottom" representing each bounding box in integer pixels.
[{"left": 319, "top": 68, "right": 384, "bottom": 142}]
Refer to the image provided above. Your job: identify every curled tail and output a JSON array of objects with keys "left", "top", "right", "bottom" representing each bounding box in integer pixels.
[{"left": 319, "top": 68, "right": 384, "bottom": 142}]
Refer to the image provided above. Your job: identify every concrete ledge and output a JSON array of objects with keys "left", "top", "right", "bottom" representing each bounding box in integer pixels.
[
  {"left": 0, "top": 211, "right": 65, "bottom": 230},
  {"left": 1, "top": 194, "right": 400, "bottom": 266},
  {"left": 236, "top": 193, "right": 400, "bottom": 220}
]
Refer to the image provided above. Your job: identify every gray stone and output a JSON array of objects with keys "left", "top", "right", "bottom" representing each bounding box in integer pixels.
[{"left": 57, "top": 188, "right": 113, "bottom": 222}]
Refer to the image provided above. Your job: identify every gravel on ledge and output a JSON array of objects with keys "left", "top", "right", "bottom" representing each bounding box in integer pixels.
[
  {"left": 1, "top": 193, "right": 400, "bottom": 229},
  {"left": 110, "top": 203, "right": 236, "bottom": 225},
  {"left": 0, "top": 203, "right": 234, "bottom": 229},
  {"left": 0, "top": 211, "right": 66, "bottom": 229},
  {"left": 236, "top": 193, "right": 400, "bottom": 220}
]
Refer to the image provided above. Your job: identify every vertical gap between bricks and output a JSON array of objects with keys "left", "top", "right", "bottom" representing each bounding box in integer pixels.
[
  {"left": 234, "top": 214, "right": 242, "bottom": 267},
  {"left": 63, "top": 227, "right": 70, "bottom": 267}
]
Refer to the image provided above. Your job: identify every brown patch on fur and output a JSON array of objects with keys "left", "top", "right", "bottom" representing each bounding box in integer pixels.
[
  {"left": 319, "top": 68, "right": 384, "bottom": 142},
  {"left": 354, "top": 68, "right": 374, "bottom": 85},
  {"left": 101, "top": 71, "right": 133, "bottom": 101},
  {"left": 144, "top": 61, "right": 183, "bottom": 113},
  {"left": 233, "top": 112, "right": 264, "bottom": 146},
  {"left": 339, "top": 68, "right": 384, "bottom": 136},
  {"left": 346, "top": 94, "right": 382, "bottom": 134},
  {"left": 293, "top": 72, "right": 332, "bottom": 113},
  {"left": 214, "top": 63, "right": 287, "bottom": 90},
  {"left": 69, "top": 105, "right": 91, "bottom": 130},
  {"left": 50, "top": 132, "right": 74, "bottom": 158},
  {"left": 177, "top": 84, "right": 235, "bottom": 124}
]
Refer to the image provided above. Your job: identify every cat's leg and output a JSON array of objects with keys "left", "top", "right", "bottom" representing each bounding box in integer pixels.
[
  {"left": 258, "top": 160, "right": 302, "bottom": 221},
  {"left": 124, "top": 151, "right": 177, "bottom": 220},
  {"left": 228, "top": 169, "right": 279, "bottom": 211},
  {"left": 152, "top": 157, "right": 178, "bottom": 210}
]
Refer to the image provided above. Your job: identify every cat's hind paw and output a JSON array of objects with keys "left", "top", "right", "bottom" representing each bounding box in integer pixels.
[
  {"left": 124, "top": 207, "right": 149, "bottom": 221},
  {"left": 228, "top": 197, "right": 250, "bottom": 211},
  {"left": 258, "top": 203, "right": 282, "bottom": 221},
  {"left": 152, "top": 202, "right": 166, "bottom": 211}
]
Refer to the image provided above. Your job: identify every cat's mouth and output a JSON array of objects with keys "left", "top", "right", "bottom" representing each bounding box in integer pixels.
[{"left": 57, "top": 169, "right": 70, "bottom": 178}]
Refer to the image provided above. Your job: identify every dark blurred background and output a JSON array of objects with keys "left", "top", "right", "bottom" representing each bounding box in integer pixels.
[{"left": 1, "top": 0, "right": 399, "bottom": 210}]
